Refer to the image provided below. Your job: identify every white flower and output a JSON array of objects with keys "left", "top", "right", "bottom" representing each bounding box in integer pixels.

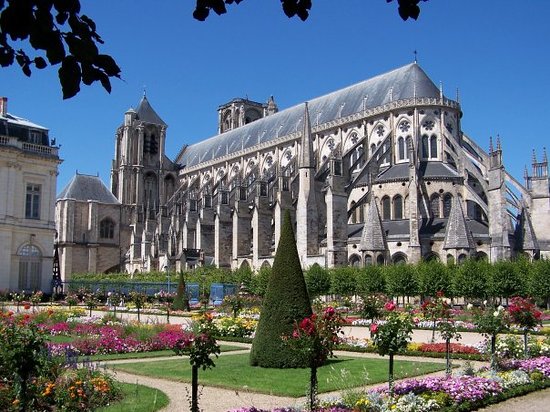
[
  {"left": 483, "top": 300, "right": 488, "bottom": 305},
  {"left": 497, "top": 305, "right": 504, "bottom": 312},
  {"left": 493, "top": 311, "right": 499, "bottom": 317},
  {"left": 467, "top": 303, "right": 473, "bottom": 310}
]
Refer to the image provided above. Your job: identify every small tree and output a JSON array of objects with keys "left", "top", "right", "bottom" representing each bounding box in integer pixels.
[
  {"left": 305, "top": 263, "right": 331, "bottom": 299},
  {"left": 172, "top": 271, "right": 190, "bottom": 311},
  {"left": 370, "top": 301, "right": 413, "bottom": 394},
  {"left": 250, "top": 210, "right": 313, "bottom": 368},
  {"left": 284, "top": 307, "right": 343, "bottom": 411},
  {"left": 173, "top": 313, "right": 220, "bottom": 412},
  {"left": 471, "top": 303, "right": 510, "bottom": 370},
  {"left": 83, "top": 291, "right": 98, "bottom": 316},
  {"left": 507, "top": 296, "right": 542, "bottom": 358},
  {"left": 129, "top": 291, "right": 147, "bottom": 323}
]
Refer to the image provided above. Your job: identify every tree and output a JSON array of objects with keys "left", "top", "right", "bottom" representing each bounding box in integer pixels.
[
  {"left": 1, "top": 1, "right": 426, "bottom": 98},
  {"left": 193, "top": 0, "right": 428, "bottom": 22},
  {"left": 250, "top": 210, "right": 312, "bottom": 368},
  {"left": 0, "top": 0, "right": 121, "bottom": 99},
  {"left": 305, "top": 263, "right": 331, "bottom": 299},
  {"left": 416, "top": 260, "right": 451, "bottom": 300},
  {"left": 529, "top": 259, "right": 550, "bottom": 309},
  {"left": 451, "top": 258, "right": 488, "bottom": 301},
  {"left": 172, "top": 271, "right": 190, "bottom": 311}
]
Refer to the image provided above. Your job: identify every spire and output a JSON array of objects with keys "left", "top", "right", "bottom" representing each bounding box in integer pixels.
[
  {"left": 496, "top": 134, "right": 501, "bottom": 151},
  {"left": 532, "top": 149, "right": 537, "bottom": 164},
  {"left": 456, "top": 87, "right": 460, "bottom": 103},
  {"left": 489, "top": 136, "right": 494, "bottom": 153},
  {"left": 443, "top": 193, "right": 474, "bottom": 250},
  {"left": 300, "top": 102, "right": 314, "bottom": 168},
  {"left": 359, "top": 198, "right": 387, "bottom": 252},
  {"left": 543, "top": 147, "right": 548, "bottom": 163},
  {"left": 413, "top": 49, "right": 418, "bottom": 64},
  {"left": 439, "top": 81, "right": 443, "bottom": 99},
  {"left": 266, "top": 95, "right": 278, "bottom": 115}
]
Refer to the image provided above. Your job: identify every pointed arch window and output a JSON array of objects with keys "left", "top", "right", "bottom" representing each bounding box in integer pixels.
[
  {"left": 350, "top": 201, "right": 357, "bottom": 224},
  {"left": 393, "top": 195, "right": 403, "bottom": 220},
  {"left": 422, "top": 135, "right": 429, "bottom": 158},
  {"left": 430, "top": 135, "right": 438, "bottom": 158},
  {"left": 357, "top": 203, "right": 364, "bottom": 223},
  {"left": 397, "top": 137, "right": 405, "bottom": 160},
  {"left": 382, "top": 196, "right": 391, "bottom": 220},
  {"left": 430, "top": 194, "right": 440, "bottom": 218},
  {"left": 443, "top": 193, "right": 453, "bottom": 218},
  {"left": 100, "top": 218, "right": 115, "bottom": 239},
  {"left": 370, "top": 143, "right": 376, "bottom": 156}
]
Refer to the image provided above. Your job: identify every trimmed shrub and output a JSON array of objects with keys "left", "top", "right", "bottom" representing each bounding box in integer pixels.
[
  {"left": 172, "top": 271, "right": 189, "bottom": 311},
  {"left": 305, "top": 263, "right": 331, "bottom": 299},
  {"left": 249, "top": 210, "right": 312, "bottom": 368}
]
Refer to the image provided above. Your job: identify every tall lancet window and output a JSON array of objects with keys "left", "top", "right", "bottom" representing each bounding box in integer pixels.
[
  {"left": 430, "top": 194, "right": 440, "bottom": 218},
  {"left": 430, "top": 135, "right": 438, "bottom": 159},
  {"left": 398, "top": 137, "right": 405, "bottom": 160},
  {"left": 393, "top": 195, "right": 403, "bottom": 220},
  {"left": 422, "top": 135, "right": 430, "bottom": 158},
  {"left": 443, "top": 193, "right": 453, "bottom": 218},
  {"left": 382, "top": 196, "right": 391, "bottom": 220}
]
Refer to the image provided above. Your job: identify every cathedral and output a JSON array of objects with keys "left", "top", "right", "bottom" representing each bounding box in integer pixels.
[{"left": 56, "top": 63, "right": 550, "bottom": 279}]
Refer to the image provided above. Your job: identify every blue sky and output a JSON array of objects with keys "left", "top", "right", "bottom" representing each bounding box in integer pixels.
[{"left": 3, "top": 0, "right": 549, "bottom": 192}]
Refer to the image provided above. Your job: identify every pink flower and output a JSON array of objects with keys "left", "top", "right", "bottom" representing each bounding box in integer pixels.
[
  {"left": 384, "top": 301, "right": 396, "bottom": 311},
  {"left": 299, "top": 317, "right": 315, "bottom": 335},
  {"left": 370, "top": 323, "right": 378, "bottom": 334}
]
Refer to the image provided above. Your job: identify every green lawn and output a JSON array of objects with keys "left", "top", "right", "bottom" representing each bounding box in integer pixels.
[
  {"left": 111, "top": 353, "right": 444, "bottom": 397},
  {"left": 96, "top": 382, "right": 169, "bottom": 412}
]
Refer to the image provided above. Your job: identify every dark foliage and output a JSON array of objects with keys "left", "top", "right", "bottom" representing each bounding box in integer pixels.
[
  {"left": 250, "top": 210, "right": 312, "bottom": 368},
  {"left": 172, "top": 271, "right": 190, "bottom": 311},
  {"left": 0, "top": 0, "right": 121, "bottom": 99}
]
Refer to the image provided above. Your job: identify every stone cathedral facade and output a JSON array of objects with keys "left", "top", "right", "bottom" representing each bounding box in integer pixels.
[{"left": 57, "top": 63, "right": 550, "bottom": 278}]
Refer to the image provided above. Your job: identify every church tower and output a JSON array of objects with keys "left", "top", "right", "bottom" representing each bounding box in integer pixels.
[
  {"left": 110, "top": 94, "right": 177, "bottom": 272},
  {"left": 525, "top": 148, "right": 550, "bottom": 259}
]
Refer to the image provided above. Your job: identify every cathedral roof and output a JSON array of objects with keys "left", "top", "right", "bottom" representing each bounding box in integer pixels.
[
  {"left": 176, "top": 63, "right": 441, "bottom": 168},
  {"left": 135, "top": 95, "right": 166, "bottom": 126},
  {"left": 373, "top": 162, "right": 460, "bottom": 183},
  {"left": 57, "top": 174, "right": 119, "bottom": 204}
]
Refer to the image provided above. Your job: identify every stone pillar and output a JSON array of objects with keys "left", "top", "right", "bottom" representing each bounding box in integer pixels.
[
  {"left": 232, "top": 186, "right": 251, "bottom": 267},
  {"left": 214, "top": 190, "right": 232, "bottom": 268},
  {"left": 325, "top": 162, "right": 348, "bottom": 267},
  {"left": 252, "top": 181, "right": 272, "bottom": 267}
]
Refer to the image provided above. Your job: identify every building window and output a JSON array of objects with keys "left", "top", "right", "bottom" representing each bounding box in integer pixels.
[
  {"left": 443, "top": 193, "right": 453, "bottom": 218},
  {"left": 350, "top": 201, "right": 357, "bottom": 224},
  {"left": 18, "top": 244, "right": 41, "bottom": 291},
  {"left": 430, "top": 135, "right": 438, "bottom": 158},
  {"left": 382, "top": 196, "right": 391, "bottom": 220},
  {"left": 397, "top": 137, "right": 405, "bottom": 160},
  {"left": 365, "top": 255, "right": 373, "bottom": 265},
  {"left": 393, "top": 195, "right": 403, "bottom": 220},
  {"left": 422, "top": 135, "right": 429, "bottom": 158},
  {"left": 430, "top": 194, "right": 440, "bottom": 218},
  {"left": 100, "top": 218, "right": 115, "bottom": 239},
  {"left": 25, "top": 184, "right": 41, "bottom": 219}
]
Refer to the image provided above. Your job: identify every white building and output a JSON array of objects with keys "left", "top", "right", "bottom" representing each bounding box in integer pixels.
[{"left": 0, "top": 97, "right": 61, "bottom": 292}]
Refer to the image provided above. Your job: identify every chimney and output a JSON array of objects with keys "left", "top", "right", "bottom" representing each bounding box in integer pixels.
[{"left": 0, "top": 97, "right": 7, "bottom": 117}]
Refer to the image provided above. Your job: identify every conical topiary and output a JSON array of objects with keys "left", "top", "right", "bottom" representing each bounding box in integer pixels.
[
  {"left": 250, "top": 210, "right": 312, "bottom": 368},
  {"left": 172, "top": 271, "right": 189, "bottom": 311}
]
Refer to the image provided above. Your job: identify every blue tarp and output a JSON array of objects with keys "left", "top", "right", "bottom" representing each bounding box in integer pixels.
[{"left": 209, "top": 283, "right": 237, "bottom": 306}]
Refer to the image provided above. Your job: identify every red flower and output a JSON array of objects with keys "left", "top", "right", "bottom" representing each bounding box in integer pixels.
[
  {"left": 436, "top": 291, "right": 444, "bottom": 298},
  {"left": 24, "top": 304, "right": 31, "bottom": 310},
  {"left": 384, "top": 301, "right": 396, "bottom": 312},
  {"left": 324, "top": 306, "right": 335, "bottom": 318},
  {"left": 370, "top": 323, "right": 378, "bottom": 334},
  {"left": 299, "top": 317, "right": 316, "bottom": 335}
]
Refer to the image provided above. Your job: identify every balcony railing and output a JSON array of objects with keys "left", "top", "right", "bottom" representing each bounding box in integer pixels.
[{"left": 0, "top": 135, "right": 59, "bottom": 156}]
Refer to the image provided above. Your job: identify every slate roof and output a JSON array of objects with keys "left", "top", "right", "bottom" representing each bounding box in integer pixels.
[
  {"left": 359, "top": 199, "right": 387, "bottom": 251},
  {"left": 135, "top": 95, "right": 166, "bottom": 126},
  {"left": 0, "top": 112, "right": 48, "bottom": 131},
  {"left": 57, "top": 174, "right": 119, "bottom": 204},
  {"left": 374, "top": 162, "right": 460, "bottom": 183},
  {"left": 176, "top": 63, "right": 441, "bottom": 168},
  {"left": 443, "top": 194, "right": 475, "bottom": 249}
]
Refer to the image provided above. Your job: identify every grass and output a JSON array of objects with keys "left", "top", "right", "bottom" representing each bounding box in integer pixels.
[
  {"left": 81, "top": 344, "right": 245, "bottom": 361},
  {"left": 96, "top": 382, "right": 169, "bottom": 412},
  {"left": 111, "top": 352, "right": 445, "bottom": 397}
]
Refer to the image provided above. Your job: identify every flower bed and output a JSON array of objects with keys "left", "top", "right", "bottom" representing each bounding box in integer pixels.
[{"left": 230, "top": 356, "right": 550, "bottom": 412}]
